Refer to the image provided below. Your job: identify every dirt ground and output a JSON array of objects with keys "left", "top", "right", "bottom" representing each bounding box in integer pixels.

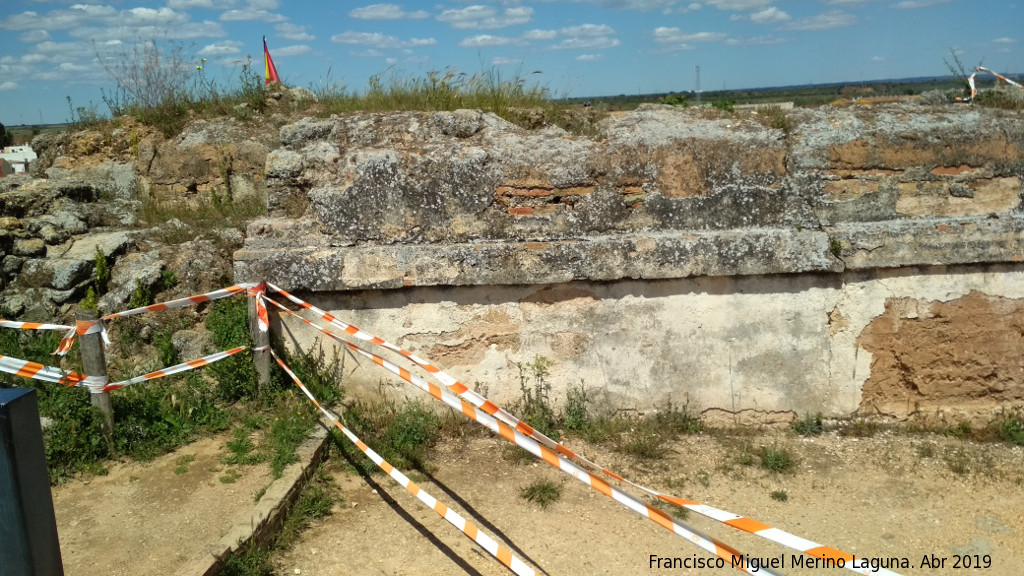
[
  {"left": 274, "top": 430, "right": 1023, "bottom": 576},
  {"left": 48, "top": 427, "right": 1024, "bottom": 576},
  {"left": 52, "top": 433, "right": 275, "bottom": 576}
]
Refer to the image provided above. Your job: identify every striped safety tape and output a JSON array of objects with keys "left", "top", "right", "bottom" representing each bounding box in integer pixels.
[
  {"left": 99, "top": 346, "right": 248, "bottom": 392},
  {"left": 55, "top": 319, "right": 111, "bottom": 356},
  {"left": 261, "top": 297, "right": 769, "bottom": 576},
  {"left": 0, "top": 320, "right": 73, "bottom": 331},
  {"left": 265, "top": 287, "right": 901, "bottom": 576},
  {"left": 336, "top": 338, "right": 774, "bottom": 576},
  {"left": 0, "top": 353, "right": 86, "bottom": 386},
  {"left": 269, "top": 349, "right": 538, "bottom": 576},
  {"left": 101, "top": 283, "right": 258, "bottom": 320}
]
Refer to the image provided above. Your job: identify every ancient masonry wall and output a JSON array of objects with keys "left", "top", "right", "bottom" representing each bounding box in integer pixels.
[{"left": 236, "top": 104, "right": 1024, "bottom": 424}]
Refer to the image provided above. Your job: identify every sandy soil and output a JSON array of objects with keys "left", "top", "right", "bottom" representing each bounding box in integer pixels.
[
  {"left": 274, "top": 430, "right": 1024, "bottom": 576},
  {"left": 52, "top": 433, "right": 275, "bottom": 576}
]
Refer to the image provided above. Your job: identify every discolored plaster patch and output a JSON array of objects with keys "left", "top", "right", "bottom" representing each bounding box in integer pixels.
[
  {"left": 857, "top": 291, "right": 1024, "bottom": 419},
  {"left": 421, "top": 307, "right": 521, "bottom": 367}
]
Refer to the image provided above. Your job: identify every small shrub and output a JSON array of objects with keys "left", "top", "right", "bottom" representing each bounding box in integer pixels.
[
  {"left": 711, "top": 99, "right": 735, "bottom": 112},
  {"left": 618, "top": 428, "right": 668, "bottom": 460},
  {"left": 661, "top": 93, "right": 688, "bottom": 108},
  {"left": 829, "top": 237, "right": 843, "bottom": 259},
  {"left": 563, "top": 381, "right": 590, "bottom": 432},
  {"left": 128, "top": 279, "right": 153, "bottom": 309},
  {"left": 206, "top": 297, "right": 259, "bottom": 402},
  {"left": 93, "top": 246, "right": 110, "bottom": 294},
  {"left": 793, "top": 412, "right": 823, "bottom": 437},
  {"left": 514, "top": 356, "right": 557, "bottom": 437},
  {"left": 80, "top": 286, "right": 99, "bottom": 312},
  {"left": 160, "top": 269, "right": 178, "bottom": 290},
  {"left": 770, "top": 489, "right": 789, "bottom": 502},
  {"left": 520, "top": 479, "right": 561, "bottom": 509},
  {"left": 942, "top": 421, "right": 972, "bottom": 438},
  {"left": 760, "top": 445, "right": 795, "bottom": 472},
  {"left": 998, "top": 417, "right": 1024, "bottom": 446}
]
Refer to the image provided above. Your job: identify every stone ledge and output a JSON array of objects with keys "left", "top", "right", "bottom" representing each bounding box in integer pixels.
[
  {"left": 234, "top": 215, "right": 1024, "bottom": 290},
  {"left": 172, "top": 421, "right": 331, "bottom": 576}
]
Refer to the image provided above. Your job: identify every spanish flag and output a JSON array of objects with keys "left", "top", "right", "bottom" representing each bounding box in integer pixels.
[{"left": 264, "top": 36, "right": 280, "bottom": 85}]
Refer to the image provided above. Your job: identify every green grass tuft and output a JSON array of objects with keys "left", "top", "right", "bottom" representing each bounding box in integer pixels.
[{"left": 520, "top": 479, "right": 562, "bottom": 509}]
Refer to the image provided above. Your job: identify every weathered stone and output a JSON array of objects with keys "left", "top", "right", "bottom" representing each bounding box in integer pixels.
[
  {"left": 19, "top": 258, "right": 92, "bottom": 290},
  {"left": 0, "top": 217, "right": 21, "bottom": 230},
  {"left": 98, "top": 250, "right": 164, "bottom": 312},
  {"left": 63, "top": 231, "right": 132, "bottom": 261},
  {"left": 434, "top": 109, "right": 483, "bottom": 138},
  {"left": 13, "top": 238, "right": 46, "bottom": 257},
  {"left": 265, "top": 149, "right": 303, "bottom": 179}
]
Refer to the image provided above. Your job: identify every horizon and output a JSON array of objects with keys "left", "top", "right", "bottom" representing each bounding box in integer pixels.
[{"left": 1, "top": 1, "right": 1020, "bottom": 125}]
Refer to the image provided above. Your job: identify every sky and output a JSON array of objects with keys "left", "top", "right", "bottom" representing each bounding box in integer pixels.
[{"left": 0, "top": 0, "right": 1020, "bottom": 125}]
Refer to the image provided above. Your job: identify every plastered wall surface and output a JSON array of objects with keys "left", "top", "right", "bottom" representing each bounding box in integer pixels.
[{"left": 278, "top": 263, "right": 1023, "bottom": 424}]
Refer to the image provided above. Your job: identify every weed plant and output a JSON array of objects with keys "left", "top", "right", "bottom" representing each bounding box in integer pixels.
[
  {"left": 513, "top": 355, "right": 557, "bottom": 437},
  {"left": 770, "top": 490, "right": 789, "bottom": 502},
  {"left": 793, "top": 412, "right": 824, "bottom": 437},
  {"left": 760, "top": 445, "right": 795, "bottom": 472},
  {"left": 520, "top": 479, "right": 562, "bottom": 509},
  {"left": 343, "top": 398, "right": 441, "bottom": 471}
]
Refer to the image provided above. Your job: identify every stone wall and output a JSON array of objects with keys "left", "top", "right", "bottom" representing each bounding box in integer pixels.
[{"left": 229, "top": 103, "right": 1021, "bottom": 423}]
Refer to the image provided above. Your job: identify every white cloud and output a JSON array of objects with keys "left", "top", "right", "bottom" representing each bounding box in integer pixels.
[
  {"left": 522, "top": 29, "right": 557, "bottom": 41},
  {"left": 724, "top": 35, "right": 788, "bottom": 46},
  {"left": 892, "top": 0, "right": 953, "bottom": 8},
  {"left": 330, "top": 31, "right": 436, "bottom": 49},
  {"left": 437, "top": 6, "right": 532, "bottom": 30},
  {"left": 992, "top": 37, "right": 1016, "bottom": 44},
  {"left": 871, "top": 56, "right": 887, "bottom": 62},
  {"left": 350, "top": 4, "right": 429, "bottom": 20},
  {"left": 653, "top": 27, "right": 726, "bottom": 44},
  {"left": 198, "top": 40, "right": 243, "bottom": 56},
  {"left": 783, "top": 11, "right": 857, "bottom": 30},
  {"left": 749, "top": 7, "right": 790, "bottom": 23},
  {"left": 220, "top": 9, "right": 286, "bottom": 22},
  {"left": 168, "top": 0, "right": 226, "bottom": 8},
  {"left": 248, "top": 0, "right": 280, "bottom": 10},
  {"left": 575, "top": 54, "right": 604, "bottom": 61},
  {"left": 0, "top": 81, "right": 18, "bottom": 91},
  {"left": 276, "top": 23, "right": 315, "bottom": 41},
  {"left": 459, "top": 34, "right": 513, "bottom": 48},
  {"left": 665, "top": 2, "right": 702, "bottom": 13},
  {"left": 705, "top": 0, "right": 773, "bottom": 10},
  {"left": 560, "top": 24, "right": 616, "bottom": 37},
  {"left": 554, "top": 36, "right": 620, "bottom": 50},
  {"left": 70, "top": 21, "right": 226, "bottom": 42},
  {"left": 492, "top": 56, "right": 521, "bottom": 66},
  {"left": 0, "top": 5, "right": 116, "bottom": 31},
  {"left": 19, "top": 29, "right": 50, "bottom": 43},
  {"left": 273, "top": 45, "right": 312, "bottom": 57},
  {"left": 350, "top": 49, "right": 385, "bottom": 58}
]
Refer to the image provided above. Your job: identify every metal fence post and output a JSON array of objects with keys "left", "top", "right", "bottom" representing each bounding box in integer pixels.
[
  {"left": 75, "top": 311, "right": 112, "bottom": 445},
  {"left": 0, "top": 388, "right": 65, "bottom": 576}
]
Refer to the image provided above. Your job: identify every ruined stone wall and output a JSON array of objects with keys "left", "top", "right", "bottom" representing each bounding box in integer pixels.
[{"left": 236, "top": 104, "right": 1024, "bottom": 424}]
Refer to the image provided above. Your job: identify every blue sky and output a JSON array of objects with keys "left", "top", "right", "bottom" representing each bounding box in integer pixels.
[{"left": 0, "top": 0, "right": 1020, "bottom": 125}]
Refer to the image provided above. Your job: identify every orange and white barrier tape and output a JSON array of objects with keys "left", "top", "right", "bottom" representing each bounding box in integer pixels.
[
  {"left": 98, "top": 346, "right": 248, "bottom": 392},
  {"left": 0, "top": 353, "right": 86, "bottom": 386},
  {"left": 55, "top": 319, "right": 111, "bottom": 355},
  {"left": 262, "top": 294, "right": 769, "bottom": 575},
  {"left": 270, "top": 350, "right": 537, "bottom": 576},
  {"left": 0, "top": 319, "right": 73, "bottom": 332},
  {"left": 101, "top": 283, "right": 258, "bottom": 320},
  {"left": 334, "top": 338, "right": 773, "bottom": 576},
  {"left": 265, "top": 287, "right": 899, "bottom": 575}
]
